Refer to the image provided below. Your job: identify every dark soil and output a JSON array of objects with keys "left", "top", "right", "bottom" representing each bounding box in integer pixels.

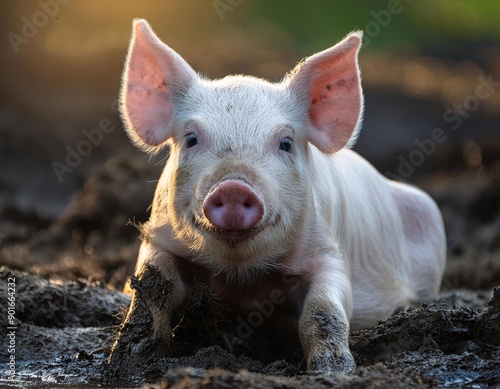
[{"left": 1, "top": 267, "right": 499, "bottom": 388}]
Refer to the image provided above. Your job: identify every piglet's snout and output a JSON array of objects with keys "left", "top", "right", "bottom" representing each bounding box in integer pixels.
[{"left": 203, "top": 180, "right": 264, "bottom": 231}]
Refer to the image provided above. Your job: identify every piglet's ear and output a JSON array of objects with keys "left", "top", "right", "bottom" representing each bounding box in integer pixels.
[
  {"left": 121, "top": 19, "right": 197, "bottom": 150},
  {"left": 288, "top": 32, "right": 363, "bottom": 154}
]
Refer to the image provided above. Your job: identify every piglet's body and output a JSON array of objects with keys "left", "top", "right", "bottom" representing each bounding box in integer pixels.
[{"left": 108, "top": 19, "right": 446, "bottom": 375}]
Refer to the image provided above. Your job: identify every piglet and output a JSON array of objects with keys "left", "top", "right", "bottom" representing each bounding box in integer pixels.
[{"left": 107, "top": 19, "right": 446, "bottom": 376}]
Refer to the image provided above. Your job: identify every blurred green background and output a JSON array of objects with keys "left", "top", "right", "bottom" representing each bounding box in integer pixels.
[{"left": 0, "top": 0, "right": 499, "bottom": 217}]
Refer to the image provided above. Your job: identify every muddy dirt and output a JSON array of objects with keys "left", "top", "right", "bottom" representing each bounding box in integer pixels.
[{"left": 0, "top": 267, "right": 499, "bottom": 388}]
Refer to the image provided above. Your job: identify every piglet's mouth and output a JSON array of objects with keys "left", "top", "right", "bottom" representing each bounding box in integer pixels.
[
  {"left": 193, "top": 212, "right": 283, "bottom": 247},
  {"left": 192, "top": 215, "right": 261, "bottom": 246},
  {"left": 212, "top": 228, "right": 259, "bottom": 245}
]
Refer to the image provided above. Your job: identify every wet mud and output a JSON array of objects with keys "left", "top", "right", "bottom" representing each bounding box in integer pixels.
[{"left": 0, "top": 266, "right": 499, "bottom": 388}]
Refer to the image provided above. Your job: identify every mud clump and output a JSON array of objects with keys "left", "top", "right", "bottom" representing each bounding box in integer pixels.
[
  {"left": 0, "top": 268, "right": 129, "bottom": 387},
  {"left": 351, "top": 289, "right": 500, "bottom": 386}
]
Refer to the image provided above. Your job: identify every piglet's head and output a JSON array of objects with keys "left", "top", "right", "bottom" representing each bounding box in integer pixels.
[{"left": 120, "top": 19, "right": 363, "bottom": 273}]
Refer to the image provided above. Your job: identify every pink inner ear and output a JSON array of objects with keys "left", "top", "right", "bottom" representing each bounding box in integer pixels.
[
  {"left": 121, "top": 20, "right": 196, "bottom": 148},
  {"left": 125, "top": 41, "right": 174, "bottom": 146},
  {"left": 295, "top": 34, "right": 362, "bottom": 154},
  {"left": 309, "top": 68, "right": 361, "bottom": 152}
]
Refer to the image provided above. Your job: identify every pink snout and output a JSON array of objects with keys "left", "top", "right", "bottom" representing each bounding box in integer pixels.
[{"left": 203, "top": 180, "right": 264, "bottom": 231}]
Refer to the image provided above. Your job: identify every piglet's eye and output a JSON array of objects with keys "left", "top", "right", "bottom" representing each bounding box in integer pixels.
[
  {"left": 186, "top": 133, "right": 198, "bottom": 148},
  {"left": 279, "top": 137, "right": 293, "bottom": 153}
]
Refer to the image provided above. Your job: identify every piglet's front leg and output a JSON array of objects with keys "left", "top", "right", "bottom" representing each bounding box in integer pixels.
[
  {"left": 105, "top": 242, "right": 186, "bottom": 381},
  {"left": 299, "top": 269, "right": 355, "bottom": 375}
]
